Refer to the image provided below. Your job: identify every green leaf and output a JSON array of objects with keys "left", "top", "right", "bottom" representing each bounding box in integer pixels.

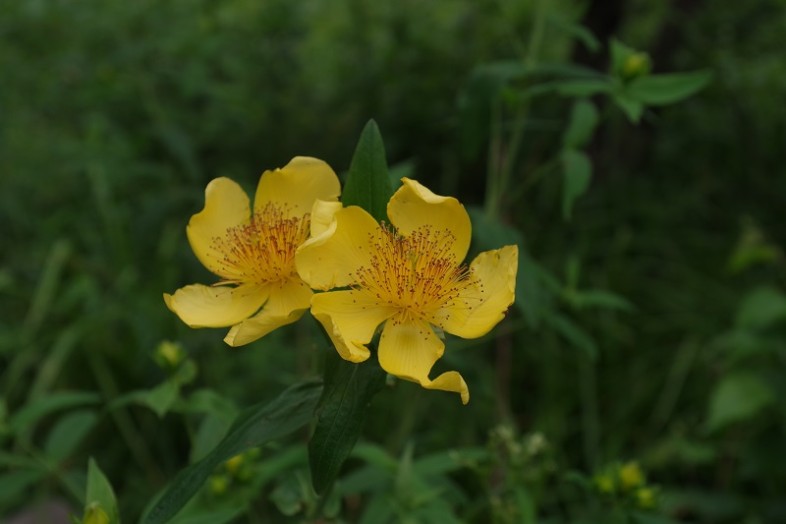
[
  {"left": 630, "top": 511, "right": 680, "bottom": 524},
  {"left": 548, "top": 14, "right": 600, "bottom": 52},
  {"left": 109, "top": 380, "right": 180, "bottom": 418},
  {"left": 563, "top": 99, "right": 599, "bottom": 148},
  {"left": 142, "top": 380, "right": 322, "bottom": 524},
  {"left": 189, "top": 414, "right": 232, "bottom": 463},
  {"left": 517, "top": 252, "right": 559, "bottom": 328},
  {"left": 170, "top": 509, "right": 243, "bottom": 524},
  {"left": 172, "top": 389, "right": 237, "bottom": 419},
  {"left": 612, "top": 92, "right": 645, "bottom": 123},
  {"left": 546, "top": 314, "right": 598, "bottom": 359},
  {"left": 512, "top": 486, "right": 537, "bottom": 524},
  {"left": 144, "top": 380, "right": 180, "bottom": 418},
  {"left": 351, "top": 442, "right": 399, "bottom": 470},
  {"left": 570, "top": 289, "right": 633, "bottom": 311},
  {"left": 309, "top": 351, "right": 386, "bottom": 494},
  {"left": 561, "top": 149, "right": 592, "bottom": 220},
  {"left": 411, "top": 448, "right": 489, "bottom": 477},
  {"left": 705, "top": 372, "right": 775, "bottom": 432},
  {"left": 734, "top": 286, "right": 786, "bottom": 331},
  {"left": 658, "top": 488, "right": 743, "bottom": 520},
  {"left": 342, "top": 120, "right": 394, "bottom": 222},
  {"left": 86, "top": 458, "right": 120, "bottom": 524},
  {"left": 0, "top": 469, "right": 45, "bottom": 506},
  {"left": 726, "top": 218, "right": 782, "bottom": 273},
  {"left": 555, "top": 78, "right": 612, "bottom": 97},
  {"left": 627, "top": 70, "right": 712, "bottom": 106},
  {"left": 9, "top": 391, "right": 100, "bottom": 434},
  {"left": 525, "top": 79, "right": 611, "bottom": 99},
  {"left": 44, "top": 409, "right": 98, "bottom": 462},
  {"left": 0, "top": 451, "right": 38, "bottom": 468},
  {"left": 360, "top": 494, "right": 397, "bottom": 524}
]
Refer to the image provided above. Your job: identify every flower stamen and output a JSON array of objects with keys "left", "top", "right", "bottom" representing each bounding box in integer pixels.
[
  {"left": 212, "top": 203, "right": 310, "bottom": 286},
  {"left": 353, "top": 223, "right": 476, "bottom": 321}
]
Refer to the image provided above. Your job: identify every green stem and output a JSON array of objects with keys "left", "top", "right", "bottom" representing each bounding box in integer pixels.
[
  {"left": 650, "top": 339, "right": 701, "bottom": 430},
  {"left": 485, "top": 0, "right": 548, "bottom": 219},
  {"left": 579, "top": 355, "right": 600, "bottom": 471},
  {"left": 20, "top": 441, "right": 84, "bottom": 504}
]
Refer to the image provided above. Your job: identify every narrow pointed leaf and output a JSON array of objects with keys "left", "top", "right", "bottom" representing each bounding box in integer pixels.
[
  {"left": 627, "top": 70, "right": 712, "bottom": 106},
  {"left": 561, "top": 149, "right": 592, "bottom": 220},
  {"left": 142, "top": 380, "right": 322, "bottom": 524},
  {"left": 86, "top": 458, "right": 120, "bottom": 524},
  {"left": 309, "top": 351, "right": 386, "bottom": 494},
  {"left": 342, "top": 120, "right": 393, "bottom": 222},
  {"left": 563, "top": 99, "right": 599, "bottom": 148}
]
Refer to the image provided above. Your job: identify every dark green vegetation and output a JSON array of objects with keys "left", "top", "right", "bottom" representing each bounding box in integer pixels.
[{"left": 2, "top": 0, "right": 785, "bottom": 522}]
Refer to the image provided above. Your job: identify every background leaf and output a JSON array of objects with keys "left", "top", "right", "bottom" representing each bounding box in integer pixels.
[
  {"left": 44, "top": 409, "right": 98, "bottom": 463},
  {"left": 734, "top": 286, "right": 786, "bottom": 331},
  {"left": 561, "top": 149, "right": 592, "bottom": 220},
  {"left": 9, "top": 392, "right": 100, "bottom": 435},
  {"left": 705, "top": 372, "right": 774, "bottom": 432},
  {"left": 563, "top": 99, "right": 599, "bottom": 149},
  {"left": 142, "top": 380, "right": 322, "bottom": 524},
  {"left": 626, "top": 71, "right": 712, "bottom": 105}
]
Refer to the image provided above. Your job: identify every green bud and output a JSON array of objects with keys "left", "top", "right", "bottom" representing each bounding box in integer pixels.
[
  {"left": 154, "top": 340, "right": 185, "bottom": 369},
  {"left": 83, "top": 503, "right": 110, "bottom": 524},
  {"left": 622, "top": 53, "right": 652, "bottom": 80}
]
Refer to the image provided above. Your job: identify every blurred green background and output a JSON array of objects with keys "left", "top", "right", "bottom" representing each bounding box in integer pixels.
[{"left": 2, "top": 0, "right": 786, "bottom": 523}]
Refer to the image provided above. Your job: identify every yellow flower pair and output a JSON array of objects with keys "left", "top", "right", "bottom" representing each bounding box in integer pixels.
[{"left": 164, "top": 157, "right": 518, "bottom": 403}]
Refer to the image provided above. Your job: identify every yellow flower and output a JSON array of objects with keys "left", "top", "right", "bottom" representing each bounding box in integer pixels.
[
  {"left": 164, "top": 157, "right": 340, "bottom": 346},
  {"left": 296, "top": 178, "right": 518, "bottom": 404}
]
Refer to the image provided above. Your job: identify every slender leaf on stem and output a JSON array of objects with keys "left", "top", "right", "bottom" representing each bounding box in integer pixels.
[
  {"left": 627, "top": 70, "right": 712, "bottom": 106},
  {"left": 142, "top": 380, "right": 322, "bottom": 524},
  {"left": 309, "top": 350, "right": 386, "bottom": 494},
  {"left": 85, "top": 458, "right": 120, "bottom": 524},
  {"left": 342, "top": 120, "right": 393, "bottom": 222},
  {"left": 705, "top": 372, "right": 774, "bottom": 432},
  {"left": 563, "top": 99, "right": 599, "bottom": 149},
  {"left": 561, "top": 149, "right": 592, "bottom": 220}
]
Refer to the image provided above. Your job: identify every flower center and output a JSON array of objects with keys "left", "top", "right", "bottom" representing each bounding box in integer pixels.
[
  {"left": 212, "top": 203, "right": 310, "bottom": 286},
  {"left": 354, "top": 223, "right": 474, "bottom": 319}
]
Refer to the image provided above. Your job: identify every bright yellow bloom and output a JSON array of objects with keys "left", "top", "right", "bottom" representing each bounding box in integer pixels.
[
  {"left": 164, "top": 157, "right": 340, "bottom": 346},
  {"left": 295, "top": 178, "right": 518, "bottom": 404}
]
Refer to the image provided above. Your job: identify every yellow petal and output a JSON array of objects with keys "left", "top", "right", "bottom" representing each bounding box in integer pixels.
[
  {"left": 426, "top": 371, "right": 470, "bottom": 405},
  {"left": 387, "top": 178, "right": 471, "bottom": 264},
  {"left": 163, "top": 282, "right": 268, "bottom": 328},
  {"left": 310, "top": 200, "right": 343, "bottom": 237},
  {"left": 295, "top": 206, "right": 377, "bottom": 290},
  {"left": 311, "top": 290, "right": 396, "bottom": 363},
  {"left": 186, "top": 178, "right": 251, "bottom": 278},
  {"left": 254, "top": 157, "right": 340, "bottom": 218},
  {"left": 223, "top": 278, "right": 312, "bottom": 346},
  {"left": 437, "top": 245, "right": 518, "bottom": 339},
  {"left": 378, "top": 318, "right": 470, "bottom": 404}
]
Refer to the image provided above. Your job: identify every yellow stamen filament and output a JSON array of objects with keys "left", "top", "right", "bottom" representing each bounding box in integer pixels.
[
  {"left": 212, "top": 203, "right": 310, "bottom": 286},
  {"left": 354, "top": 223, "right": 478, "bottom": 322}
]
